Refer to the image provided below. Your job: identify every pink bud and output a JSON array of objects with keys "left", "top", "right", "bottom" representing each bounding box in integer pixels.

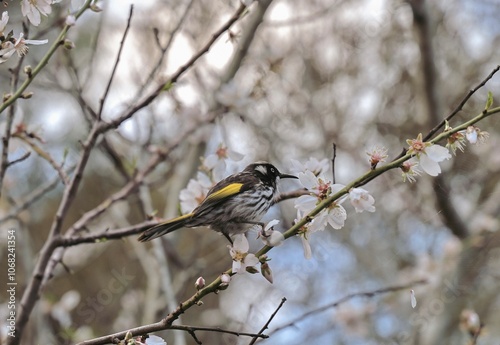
[{"left": 195, "top": 276, "right": 205, "bottom": 290}]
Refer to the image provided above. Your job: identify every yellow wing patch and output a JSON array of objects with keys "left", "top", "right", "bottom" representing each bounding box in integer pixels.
[{"left": 205, "top": 183, "right": 243, "bottom": 202}]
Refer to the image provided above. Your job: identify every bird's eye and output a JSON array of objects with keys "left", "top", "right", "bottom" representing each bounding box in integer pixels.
[{"left": 270, "top": 168, "right": 275, "bottom": 173}]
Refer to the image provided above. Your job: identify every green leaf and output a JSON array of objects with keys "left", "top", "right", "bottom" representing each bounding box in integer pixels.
[
  {"left": 485, "top": 91, "right": 493, "bottom": 110},
  {"left": 162, "top": 80, "right": 174, "bottom": 91}
]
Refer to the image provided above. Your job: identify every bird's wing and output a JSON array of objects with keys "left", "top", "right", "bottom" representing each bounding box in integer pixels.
[{"left": 193, "top": 173, "right": 253, "bottom": 216}]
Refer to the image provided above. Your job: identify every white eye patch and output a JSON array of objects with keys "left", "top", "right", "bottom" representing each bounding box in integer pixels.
[{"left": 255, "top": 165, "right": 267, "bottom": 175}]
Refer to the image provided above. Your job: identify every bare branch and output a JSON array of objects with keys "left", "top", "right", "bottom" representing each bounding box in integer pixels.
[
  {"left": 423, "top": 64, "right": 500, "bottom": 142},
  {"left": 6, "top": 150, "right": 31, "bottom": 167},
  {"left": 134, "top": 0, "right": 195, "bottom": 99},
  {"left": 274, "top": 189, "right": 308, "bottom": 203},
  {"left": 169, "top": 324, "right": 269, "bottom": 341},
  {"left": 268, "top": 279, "right": 428, "bottom": 336},
  {"left": 97, "top": 5, "right": 134, "bottom": 120},
  {"left": 60, "top": 221, "right": 157, "bottom": 246},
  {"left": 105, "top": 3, "right": 248, "bottom": 130},
  {"left": 249, "top": 297, "right": 286, "bottom": 345},
  {"left": 14, "top": 133, "right": 70, "bottom": 185}
]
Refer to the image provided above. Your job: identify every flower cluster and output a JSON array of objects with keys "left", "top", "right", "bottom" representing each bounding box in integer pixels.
[
  {"left": 0, "top": 11, "right": 48, "bottom": 64},
  {"left": 403, "top": 126, "right": 489, "bottom": 181},
  {"left": 293, "top": 158, "right": 376, "bottom": 259},
  {"left": 445, "top": 124, "right": 489, "bottom": 155},
  {"left": 406, "top": 133, "right": 452, "bottom": 176}
]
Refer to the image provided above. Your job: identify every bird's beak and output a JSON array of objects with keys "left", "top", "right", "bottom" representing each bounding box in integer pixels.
[{"left": 279, "top": 173, "right": 298, "bottom": 179}]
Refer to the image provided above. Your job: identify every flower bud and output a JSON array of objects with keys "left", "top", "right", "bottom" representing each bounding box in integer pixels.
[
  {"left": 65, "top": 15, "right": 76, "bottom": 26},
  {"left": 218, "top": 273, "right": 231, "bottom": 290},
  {"left": 63, "top": 39, "right": 75, "bottom": 50},
  {"left": 194, "top": 276, "right": 205, "bottom": 291},
  {"left": 246, "top": 266, "right": 259, "bottom": 274},
  {"left": 24, "top": 65, "right": 32, "bottom": 76},
  {"left": 90, "top": 1, "right": 103, "bottom": 12},
  {"left": 261, "top": 262, "right": 273, "bottom": 284},
  {"left": 460, "top": 309, "right": 481, "bottom": 337}
]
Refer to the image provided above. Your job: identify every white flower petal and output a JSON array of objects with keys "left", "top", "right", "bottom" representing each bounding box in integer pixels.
[
  {"left": 298, "top": 171, "right": 318, "bottom": 190},
  {"left": 263, "top": 230, "right": 284, "bottom": 247},
  {"left": 425, "top": 145, "right": 451, "bottom": 162},
  {"left": 244, "top": 253, "right": 259, "bottom": 267},
  {"left": 204, "top": 154, "right": 218, "bottom": 169},
  {"left": 0, "top": 11, "right": 9, "bottom": 33},
  {"left": 327, "top": 205, "right": 347, "bottom": 229},
  {"left": 330, "top": 184, "right": 346, "bottom": 194},
  {"left": 265, "top": 219, "right": 280, "bottom": 231},
  {"left": 310, "top": 210, "right": 328, "bottom": 232},
  {"left": 419, "top": 154, "right": 441, "bottom": 176},
  {"left": 23, "top": 39, "right": 48, "bottom": 45},
  {"left": 295, "top": 195, "right": 318, "bottom": 213},
  {"left": 145, "top": 335, "right": 167, "bottom": 345},
  {"left": 289, "top": 159, "right": 305, "bottom": 174},
  {"left": 466, "top": 129, "right": 478, "bottom": 144},
  {"left": 232, "top": 260, "right": 242, "bottom": 274},
  {"left": 410, "top": 289, "right": 417, "bottom": 308},
  {"left": 232, "top": 234, "right": 249, "bottom": 252},
  {"left": 228, "top": 150, "right": 244, "bottom": 161},
  {"left": 301, "top": 236, "right": 312, "bottom": 259}
]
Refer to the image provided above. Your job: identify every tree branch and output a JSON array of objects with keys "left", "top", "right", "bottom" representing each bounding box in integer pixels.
[
  {"left": 249, "top": 297, "right": 287, "bottom": 345},
  {"left": 268, "top": 279, "right": 428, "bottom": 336}
]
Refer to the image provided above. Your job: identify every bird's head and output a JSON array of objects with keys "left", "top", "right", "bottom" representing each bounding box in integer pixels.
[{"left": 245, "top": 162, "right": 298, "bottom": 186}]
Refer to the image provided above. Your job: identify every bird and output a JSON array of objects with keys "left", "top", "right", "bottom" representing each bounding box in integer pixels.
[{"left": 138, "top": 162, "right": 297, "bottom": 243}]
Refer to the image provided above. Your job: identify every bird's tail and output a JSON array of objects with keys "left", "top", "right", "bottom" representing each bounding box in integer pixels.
[{"left": 138, "top": 213, "right": 194, "bottom": 242}]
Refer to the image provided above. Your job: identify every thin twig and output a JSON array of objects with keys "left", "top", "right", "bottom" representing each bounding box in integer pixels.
[
  {"left": 105, "top": 3, "right": 247, "bottom": 131},
  {"left": 60, "top": 220, "right": 157, "bottom": 246},
  {"left": 15, "top": 134, "right": 70, "bottom": 184},
  {"left": 6, "top": 151, "right": 31, "bottom": 167},
  {"left": 331, "top": 142, "right": 337, "bottom": 184},
  {"left": 249, "top": 297, "right": 286, "bottom": 345},
  {"left": 268, "top": 280, "right": 427, "bottom": 336},
  {"left": 97, "top": 5, "right": 134, "bottom": 120},
  {"left": 423, "top": 64, "right": 500, "bottom": 142},
  {"left": 169, "top": 325, "right": 269, "bottom": 341},
  {"left": 134, "top": 0, "right": 195, "bottom": 99},
  {"left": 0, "top": 49, "right": 25, "bottom": 197}
]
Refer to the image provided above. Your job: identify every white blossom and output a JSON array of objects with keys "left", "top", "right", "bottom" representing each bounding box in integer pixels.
[
  {"left": 0, "top": 11, "right": 9, "bottom": 34},
  {"left": 0, "top": 33, "right": 48, "bottom": 63},
  {"left": 260, "top": 219, "right": 284, "bottom": 247},
  {"left": 366, "top": 146, "right": 388, "bottom": 168},
  {"left": 290, "top": 158, "right": 330, "bottom": 177},
  {"left": 203, "top": 144, "right": 244, "bottom": 181},
  {"left": 349, "top": 188, "right": 375, "bottom": 213},
  {"left": 179, "top": 172, "right": 213, "bottom": 214},
  {"left": 21, "top": 0, "right": 53, "bottom": 26},
  {"left": 407, "top": 133, "right": 451, "bottom": 176},
  {"left": 228, "top": 234, "right": 259, "bottom": 274},
  {"left": 401, "top": 160, "right": 421, "bottom": 183}
]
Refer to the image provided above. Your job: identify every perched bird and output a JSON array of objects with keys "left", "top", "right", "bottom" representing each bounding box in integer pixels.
[{"left": 138, "top": 162, "right": 297, "bottom": 243}]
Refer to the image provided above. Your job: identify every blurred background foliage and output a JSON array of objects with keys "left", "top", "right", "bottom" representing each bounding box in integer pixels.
[{"left": 1, "top": 0, "right": 500, "bottom": 344}]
